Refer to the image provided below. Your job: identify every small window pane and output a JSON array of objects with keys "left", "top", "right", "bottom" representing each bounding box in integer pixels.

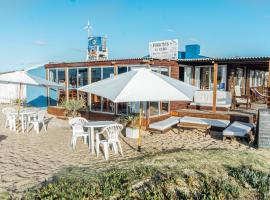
[
  {"left": 91, "top": 94, "right": 101, "bottom": 111},
  {"left": 117, "top": 103, "right": 127, "bottom": 114},
  {"left": 91, "top": 68, "right": 101, "bottom": 83},
  {"left": 49, "top": 69, "right": 57, "bottom": 82},
  {"left": 78, "top": 68, "right": 88, "bottom": 87},
  {"left": 160, "top": 102, "right": 169, "bottom": 114},
  {"left": 118, "top": 66, "right": 127, "bottom": 74},
  {"left": 150, "top": 102, "right": 159, "bottom": 116},
  {"left": 58, "top": 69, "right": 65, "bottom": 85},
  {"left": 68, "top": 68, "right": 77, "bottom": 88},
  {"left": 103, "top": 67, "right": 114, "bottom": 79},
  {"left": 103, "top": 98, "right": 115, "bottom": 113}
]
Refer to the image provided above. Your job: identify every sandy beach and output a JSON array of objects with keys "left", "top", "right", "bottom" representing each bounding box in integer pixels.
[{"left": 0, "top": 105, "right": 257, "bottom": 197}]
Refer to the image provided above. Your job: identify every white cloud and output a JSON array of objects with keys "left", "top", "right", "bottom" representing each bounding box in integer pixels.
[
  {"left": 34, "top": 40, "right": 48, "bottom": 46},
  {"left": 167, "top": 29, "right": 176, "bottom": 33},
  {"left": 188, "top": 37, "right": 199, "bottom": 42}
]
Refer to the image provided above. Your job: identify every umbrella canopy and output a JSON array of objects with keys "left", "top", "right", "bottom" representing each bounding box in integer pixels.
[
  {"left": 0, "top": 70, "right": 60, "bottom": 87},
  {"left": 78, "top": 68, "right": 198, "bottom": 102}
]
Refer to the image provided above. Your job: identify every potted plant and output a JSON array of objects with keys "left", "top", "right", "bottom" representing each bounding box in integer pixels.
[
  {"left": 122, "top": 114, "right": 139, "bottom": 139},
  {"left": 61, "top": 99, "right": 86, "bottom": 118}
]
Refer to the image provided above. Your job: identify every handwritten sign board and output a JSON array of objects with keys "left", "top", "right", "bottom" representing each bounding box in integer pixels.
[
  {"left": 149, "top": 39, "right": 178, "bottom": 60},
  {"left": 256, "top": 109, "right": 270, "bottom": 148}
]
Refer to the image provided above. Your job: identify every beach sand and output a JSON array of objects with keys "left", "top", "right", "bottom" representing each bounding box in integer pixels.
[{"left": 0, "top": 105, "right": 255, "bottom": 197}]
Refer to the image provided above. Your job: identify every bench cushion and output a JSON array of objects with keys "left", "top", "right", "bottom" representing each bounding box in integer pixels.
[
  {"left": 223, "top": 121, "right": 254, "bottom": 137},
  {"left": 190, "top": 102, "right": 231, "bottom": 108},
  {"left": 193, "top": 90, "right": 232, "bottom": 108},
  {"left": 180, "top": 116, "right": 230, "bottom": 128},
  {"left": 149, "top": 116, "right": 181, "bottom": 131}
]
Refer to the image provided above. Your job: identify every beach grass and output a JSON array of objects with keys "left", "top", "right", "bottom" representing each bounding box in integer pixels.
[{"left": 23, "top": 148, "right": 270, "bottom": 199}]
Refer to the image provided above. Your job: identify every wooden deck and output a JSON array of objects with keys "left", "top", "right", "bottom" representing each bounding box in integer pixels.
[{"left": 171, "top": 109, "right": 257, "bottom": 124}]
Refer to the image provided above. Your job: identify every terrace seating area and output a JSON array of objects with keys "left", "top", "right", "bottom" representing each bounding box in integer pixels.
[{"left": 188, "top": 90, "right": 232, "bottom": 111}]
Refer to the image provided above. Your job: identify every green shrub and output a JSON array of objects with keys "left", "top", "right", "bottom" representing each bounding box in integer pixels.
[
  {"left": 61, "top": 99, "right": 86, "bottom": 117},
  {"left": 194, "top": 174, "right": 240, "bottom": 200},
  {"left": 24, "top": 165, "right": 243, "bottom": 200},
  {"left": 228, "top": 165, "right": 270, "bottom": 200}
]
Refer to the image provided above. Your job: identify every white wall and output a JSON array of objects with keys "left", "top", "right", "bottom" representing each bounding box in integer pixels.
[{"left": 0, "top": 83, "right": 26, "bottom": 104}]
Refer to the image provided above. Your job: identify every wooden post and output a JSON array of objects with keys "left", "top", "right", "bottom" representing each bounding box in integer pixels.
[
  {"left": 46, "top": 69, "right": 50, "bottom": 107},
  {"left": 113, "top": 63, "right": 118, "bottom": 76},
  {"left": 138, "top": 102, "right": 143, "bottom": 152},
  {"left": 212, "top": 62, "right": 218, "bottom": 112},
  {"left": 267, "top": 60, "right": 270, "bottom": 108},
  {"left": 88, "top": 67, "right": 91, "bottom": 108},
  {"left": 17, "top": 83, "right": 22, "bottom": 112},
  {"left": 65, "top": 68, "right": 69, "bottom": 102},
  {"left": 146, "top": 102, "right": 150, "bottom": 129},
  {"left": 113, "top": 63, "right": 118, "bottom": 115},
  {"left": 192, "top": 66, "right": 196, "bottom": 86}
]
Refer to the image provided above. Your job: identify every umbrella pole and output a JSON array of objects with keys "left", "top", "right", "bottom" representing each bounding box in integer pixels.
[
  {"left": 18, "top": 83, "right": 22, "bottom": 112},
  {"left": 138, "top": 102, "right": 142, "bottom": 152}
]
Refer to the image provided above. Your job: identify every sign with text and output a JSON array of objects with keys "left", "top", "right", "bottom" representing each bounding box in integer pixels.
[
  {"left": 149, "top": 39, "right": 178, "bottom": 60},
  {"left": 256, "top": 109, "right": 270, "bottom": 148}
]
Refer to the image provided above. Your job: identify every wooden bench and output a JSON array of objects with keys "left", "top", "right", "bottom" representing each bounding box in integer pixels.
[
  {"left": 222, "top": 121, "right": 254, "bottom": 143},
  {"left": 148, "top": 117, "right": 181, "bottom": 133},
  {"left": 177, "top": 122, "right": 211, "bottom": 136}
]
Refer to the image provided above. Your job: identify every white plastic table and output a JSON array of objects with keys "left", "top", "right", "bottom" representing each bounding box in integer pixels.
[
  {"left": 84, "top": 121, "right": 117, "bottom": 154},
  {"left": 10, "top": 110, "right": 37, "bottom": 133}
]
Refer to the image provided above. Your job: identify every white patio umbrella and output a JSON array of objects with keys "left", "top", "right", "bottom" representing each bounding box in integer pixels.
[
  {"left": 0, "top": 70, "right": 60, "bottom": 111},
  {"left": 78, "top": 68, "right": 198, "bottom": 151}
]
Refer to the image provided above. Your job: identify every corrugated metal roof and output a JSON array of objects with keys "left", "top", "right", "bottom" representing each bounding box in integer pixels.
[{"left": 178, "top": 56, "right": 270, "bottom": 62}]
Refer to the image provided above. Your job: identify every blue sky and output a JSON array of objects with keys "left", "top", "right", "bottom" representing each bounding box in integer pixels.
[{"left": 1, "top": 0, "right": 270, "bottom": 72}]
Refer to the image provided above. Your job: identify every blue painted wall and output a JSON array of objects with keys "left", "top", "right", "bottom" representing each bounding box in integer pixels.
[{"left": 26, "top": 65, "right": 48, "bottom": 109}]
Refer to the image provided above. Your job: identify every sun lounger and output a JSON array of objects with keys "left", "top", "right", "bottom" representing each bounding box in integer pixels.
[
  {"left": 222, "top": 121, "right": 254, "bottom": 141},
  {"left": 148, "top": 116, "right": 181, "bottom": 133},
  {"left": 179, "top": 116, "right": 230, "bottom": 129}
]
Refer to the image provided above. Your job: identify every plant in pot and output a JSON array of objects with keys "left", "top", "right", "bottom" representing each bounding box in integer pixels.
[
  {"left": 61, "top": 99, "right": 86, "bottom": 118},
  {"left": 121, "top": 114, "right": 139, "bottom": 139}
]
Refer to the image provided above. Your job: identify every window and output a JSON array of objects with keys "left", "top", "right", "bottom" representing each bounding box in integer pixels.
[
  {"left": 90, "top": 67, "right": 115, "bottom": 113},
  {"left": 78, "top": 68, "right": 88, "bottom": 87},
  {"left": 160, "top": 102, "right": 169, "bottom": 114},
  {"left": 103, "top": 98, "right": 114, "bottom": 113},
  {"left": 58, "top": 69, "right": 65, "bottom": 85},
  {"left": 68, "top": 68, "right": 77, "bottom": 89},
  {"left": 195, "top": 65, "right": 227, "bottom": 90},
  {"left": 151, "top": 67, "right": 169, "bottom": 76},
  {"left": 118, "top": 66, "right": 128, "bottom": 74},
  {"left": 179, "top": 67, "right": 185, "bottom": 81},
  {"left": 184, "top": 66, "right": 192, "bottom": 85},
  {"left": 103, "top": 67, "right": 114, "bottom": 79},
  {"left": 91, "top": 94, "right": 102, "bottom": 111},
  {"left": 117, "top": 103, "right": 127, "bottom": 114},
  {"left": 49, "top": 69, "right": 57, "bottom": 82},
  {"left": 91, "top": 68, "right": 101, "bottom": 83},
  {"left": 150, "top": 102, "right": 159, "bottom": 116}
]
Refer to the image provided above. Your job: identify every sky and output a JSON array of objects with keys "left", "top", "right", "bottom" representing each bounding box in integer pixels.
[{"left": 1, "top": 0, "right": 270, "bottom": 72}]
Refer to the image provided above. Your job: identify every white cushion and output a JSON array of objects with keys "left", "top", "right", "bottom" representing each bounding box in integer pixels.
[
  {"left": 193, "top": 90, "right": 232, "bottom": 107},
  {"left": 180, "top": 116, "right": 230, "bottom": 128},
  {"left": 223, "top": 121, "right": 254, "bottom": 137},
  {"left": 190, "top": 102, "right": 231, "bottom": 108},
  {"left": 149, "top": 117, "right": 181, "bottom": 131}
]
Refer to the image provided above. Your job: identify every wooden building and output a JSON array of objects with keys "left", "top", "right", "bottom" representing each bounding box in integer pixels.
[
  {"left": 45, "top": 58, "right": 184, "bottom": 123},
  {"left": 178, "top": 57, "right": 270, "bottom": 110},
  {"left": 44, "top": 56, "right": 270, "bottom": 123}
]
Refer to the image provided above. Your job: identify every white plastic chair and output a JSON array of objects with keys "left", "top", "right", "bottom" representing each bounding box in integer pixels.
[
  {"left": 28, "top": 110, "right": 47, "bottom": 134},
  {"left": 68, "top": 117, "right": 88, "bottom": 150},
  {"left": 2, "top": 107, "right": 16, "bottom": 131},
  {"left": 96, "top": 124, "right": 123, "bottom": 161}
]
